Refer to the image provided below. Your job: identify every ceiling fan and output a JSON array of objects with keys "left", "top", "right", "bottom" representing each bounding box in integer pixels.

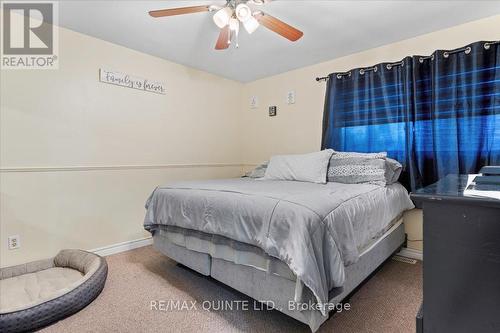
[{"left": 149, "top": 0, "right": 304, "bottom": 50}]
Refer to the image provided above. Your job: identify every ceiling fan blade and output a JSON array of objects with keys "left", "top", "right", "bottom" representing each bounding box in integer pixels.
[
  {"left": 215, "top": 26, "right": 231, "bottom": 50},
  {"left": 149, "top": 5, "right": 210, "bottom": 18},
  {"left": 254, "top": 11, "right": 303, "bottom": 42},
  {"left": 248, "top": 0, "right": 273, "bottom": 5}
]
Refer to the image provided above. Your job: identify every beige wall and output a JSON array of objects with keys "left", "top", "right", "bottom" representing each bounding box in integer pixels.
[
  {"left": 0, "top": 25, "right": 243, "bottom": 267},
  {"left": 2, "top": 15, "right": 499, "bottom": 266},
  {"left": 240, "top": 15, "right": 500, "bottom": 251}
]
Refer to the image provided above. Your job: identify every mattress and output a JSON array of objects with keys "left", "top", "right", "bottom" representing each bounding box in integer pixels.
[{"left": 144, "top": 178, "right": 414, "bottom": 315}]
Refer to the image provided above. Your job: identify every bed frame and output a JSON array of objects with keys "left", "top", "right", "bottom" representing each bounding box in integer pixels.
[{"left": 153, "top": 219, "right": 405, "bottom": 332}]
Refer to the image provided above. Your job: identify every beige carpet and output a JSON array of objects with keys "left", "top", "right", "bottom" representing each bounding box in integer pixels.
[{"left": 41, "top": 246, "right": 422, "bottom": 333}]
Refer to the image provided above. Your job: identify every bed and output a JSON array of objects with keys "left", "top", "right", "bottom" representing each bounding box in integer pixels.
[{"left": 144, "top": 178, "right": 414, "bottom": 331}]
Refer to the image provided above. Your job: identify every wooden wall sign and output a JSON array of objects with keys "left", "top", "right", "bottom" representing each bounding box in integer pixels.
[{"left": 99, "top": 68, "right": 166, "bottom": 95}]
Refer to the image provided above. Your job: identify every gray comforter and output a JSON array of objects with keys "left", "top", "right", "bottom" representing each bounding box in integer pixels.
[{"left": 144, "top": 178, "right": 413, "bottom": 316}]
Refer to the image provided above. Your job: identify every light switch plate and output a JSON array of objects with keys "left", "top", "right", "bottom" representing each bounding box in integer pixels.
[
  {"left": 286, "top": 90, "right": 296, "bottom": 104},
  {"left": 250, "top": 96, "right": 259, "bottom": 109},
  {"left": 8, "top": 235, "right": 20, "bottom": 250}
]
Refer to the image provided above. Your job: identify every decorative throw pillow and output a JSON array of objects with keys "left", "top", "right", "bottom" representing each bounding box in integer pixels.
[
  {"left": 331, "top": 151, "right": 387, "bottom": 160},
  {"left": 262, "top": 149, "right": 334, "bottom": 184},
  {"left": 244, "top": 161, "right": 268, "bottom": 178},
  {"left": 327, "top": 151, "right": 388, "bottom": 186}
]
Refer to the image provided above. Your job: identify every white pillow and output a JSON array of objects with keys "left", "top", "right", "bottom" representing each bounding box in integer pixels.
[{"left": 263, "top": 150, "right": 334, "bottom": 184}]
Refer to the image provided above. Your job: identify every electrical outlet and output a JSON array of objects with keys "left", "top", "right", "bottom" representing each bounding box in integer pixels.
[
  {"left": 8, "top": 235, "right": 20, "bottom": 250},
  {"left": 286, "top": 90, "right": 296, "bottom": 104},
  {"left": 250, "top": 96, "right": 259, "bottom": 109}
]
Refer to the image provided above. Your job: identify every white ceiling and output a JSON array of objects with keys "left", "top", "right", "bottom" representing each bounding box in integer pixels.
[{"left": 59, "top": 1, "right": 500, "bottom": 82}]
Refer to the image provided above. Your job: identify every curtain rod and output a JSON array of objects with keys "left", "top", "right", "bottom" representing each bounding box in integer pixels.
[
  {"left": 315, "top": 40, "right": 499, "bottom": 82},
  {"left": 315, "top": 61, "right": 400, "bottom": 82}
]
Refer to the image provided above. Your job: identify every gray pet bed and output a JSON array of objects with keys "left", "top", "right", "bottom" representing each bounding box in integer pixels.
[{"left": 0, "top": 249, "right": 107, "bottom": 333}]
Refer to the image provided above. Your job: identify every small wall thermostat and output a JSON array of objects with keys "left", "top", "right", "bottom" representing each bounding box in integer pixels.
[{"left": 269, "top": 106, "right": 277, "bottom": 117}]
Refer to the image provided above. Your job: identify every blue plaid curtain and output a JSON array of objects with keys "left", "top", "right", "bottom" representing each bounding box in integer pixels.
[{"left": 321, "top": 41, "right": 500, "bottom": 190}]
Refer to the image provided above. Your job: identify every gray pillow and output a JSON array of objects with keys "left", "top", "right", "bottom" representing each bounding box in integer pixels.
[
  {"left": 244, "top": 161, "right": 268, "bottom": 178},
  {"left": 262, "top": 149, "right": 334, "bottom": 184},
  {"left": 385, "top": 158, "right": 403, "bottom": 184},
  {"left": 327, "top": 151, "right": 388, "bottom": 186}
]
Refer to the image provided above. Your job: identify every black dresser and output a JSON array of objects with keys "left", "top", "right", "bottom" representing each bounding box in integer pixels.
[{"left": 411, "top": 175, "right": 500, "bottom": 333}]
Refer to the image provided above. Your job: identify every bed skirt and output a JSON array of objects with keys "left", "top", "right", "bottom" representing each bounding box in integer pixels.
[{"left": 153, "top": 220, "right": 405, "bottom": 332}]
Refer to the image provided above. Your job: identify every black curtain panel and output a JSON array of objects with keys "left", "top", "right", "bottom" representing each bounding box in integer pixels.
[{"left": 322, "top": 40, "right": 500, "bottom": 190}]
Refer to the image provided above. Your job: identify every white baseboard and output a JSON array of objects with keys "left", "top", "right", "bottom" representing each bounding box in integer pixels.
[
  {"left": 90, "top": 237, "right": 422, "bottom": 261},
  {"left": 90, "top": 237, "right": 153, "bottom": 257},
  {"left": 398, "top": 247, "right": 423, "bottom": 261}
]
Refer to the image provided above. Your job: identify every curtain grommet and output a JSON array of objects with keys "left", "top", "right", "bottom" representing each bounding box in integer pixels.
[
  {"left": 443, "top": 52, "right": 449, "bottom": 58},
  {"left": 374, "top": 67, "right": 378, "bottom": 72},
  {"left": 336, "top": 72, "right": 352, "bottom": 79},
  {"left": 386, "top": 64, "right": 392, "bottom": 70},
  {"left": 419, "top": 56, "right": 434, "bottom": 63},
  {"left": 465, "top": 47, "right": 471, "bottom": 54},
  {"left": 484, "top": 41, "right": 499, "bottom": 50},
  {"left": 359, "top": 69, "right": 365, "bottom": 75}
]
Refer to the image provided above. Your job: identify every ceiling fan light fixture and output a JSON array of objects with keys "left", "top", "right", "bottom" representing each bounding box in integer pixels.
[
  {"left": 229, "top": 18, "right": 240, "bottom": 48},
  {"left": 235, "top": 4, "right": 252, "bottom": 22},
  {"left": 229, "top": 17, "right": 240, "bottom": 32},
  {"left": 213, "top": 7, "right": 233, "bottom": 28},
  {"left": 243, "top": 16, "right": 259, "bottom": 34},
  {"left": 147, "top": 2, "right": 304, "bottom": 51}
]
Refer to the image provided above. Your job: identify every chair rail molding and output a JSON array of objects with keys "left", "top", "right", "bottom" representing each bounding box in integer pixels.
[{"left": 0, "top": 163, "right": 244, "bottom": 173}]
